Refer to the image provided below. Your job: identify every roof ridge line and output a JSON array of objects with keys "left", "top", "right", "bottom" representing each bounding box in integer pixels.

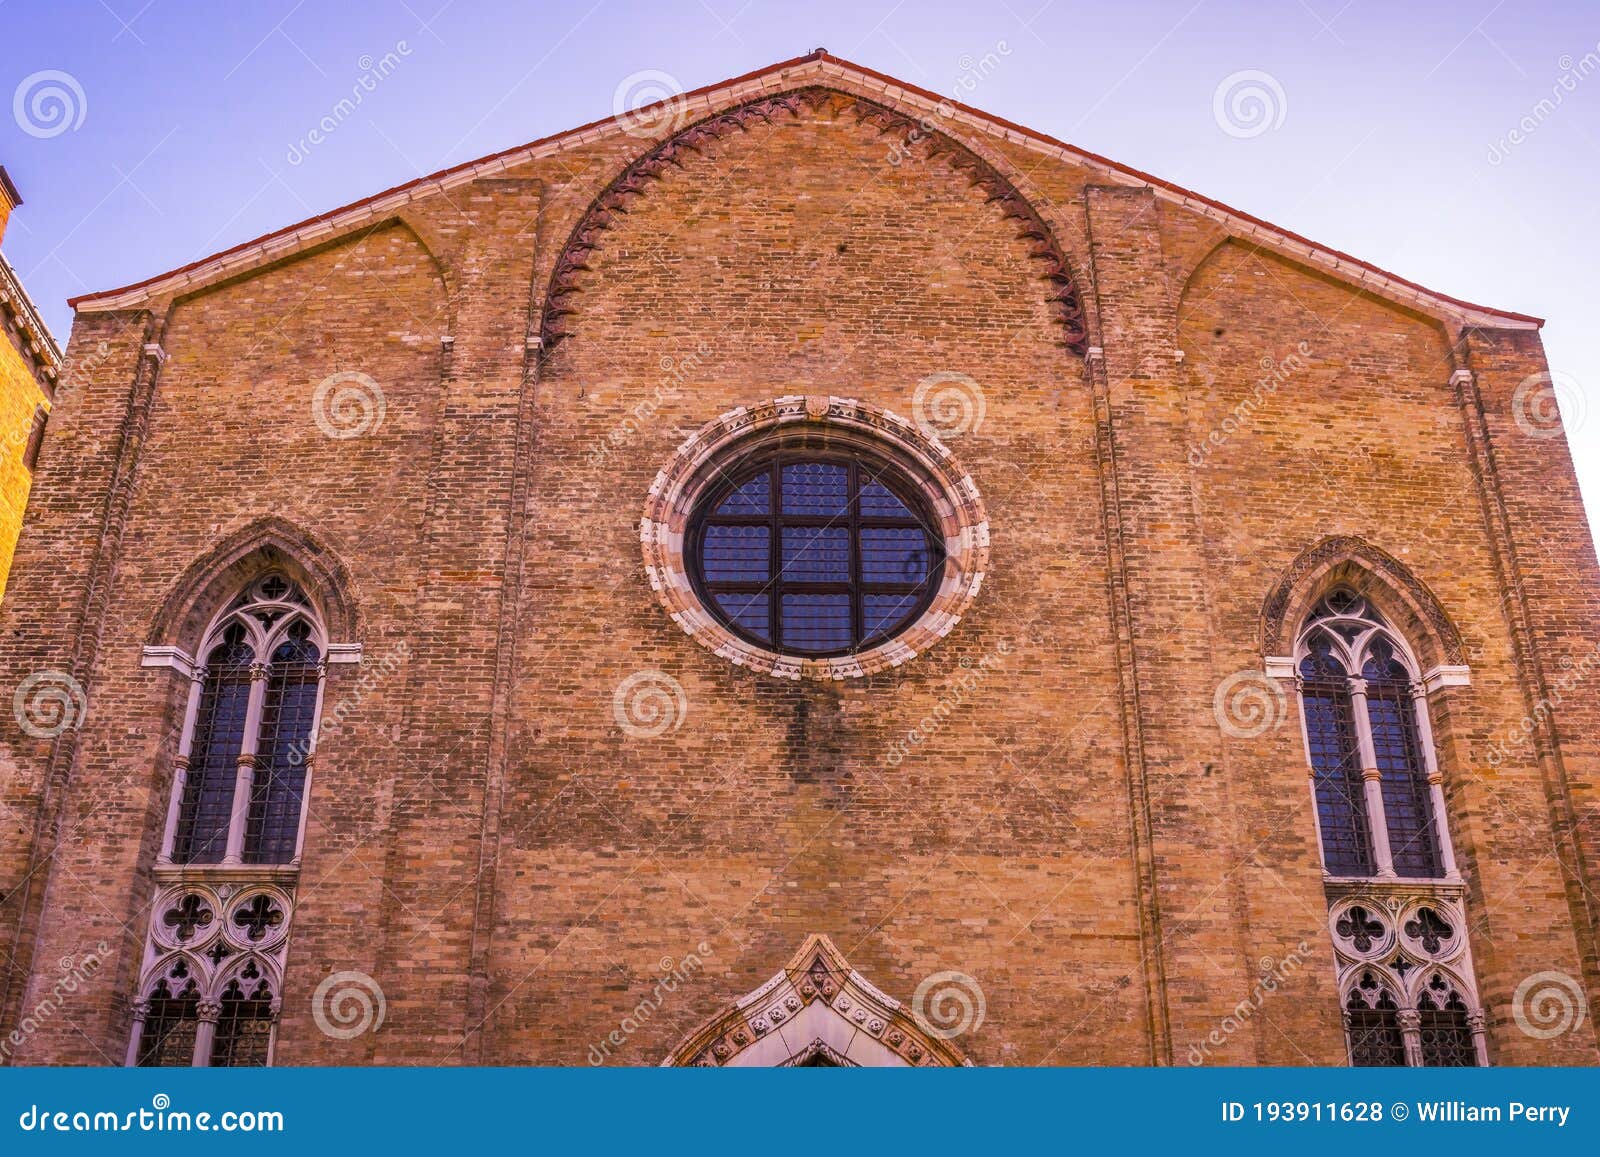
[{"left": 67, "top": 49, "right": 1541, "bottom": 330}]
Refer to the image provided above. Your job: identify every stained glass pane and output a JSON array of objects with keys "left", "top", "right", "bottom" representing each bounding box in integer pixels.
[
  {"left": 174, "top": 627, "right": 255, "bottom": 865},
  {"left": 696, "top": 456, "right": 943, "bottom": 656},
  {"left": 780, "top": 462, "right": 849, "bottom": 517},
  {"left": 1365, "top": 678, "right": 1441, "bottom": 878},
  {"left": 864, "top": 592, "right": 920, "bottom": 638},
  {"left": 211, "top": 980, "right": 274, "bottom": 1067},
  {"left": 858, "top": 478, "right": 915, "bottom": 519},
  {"left": 244, "top": 635, "right": 320, "bottom": 865},
  {"left": 1301, "top": 678, "right": 1372, "bottom": 876},
  {"left": 780, "top": 592, "right": 852, "bottom": 653},
  {"left": 137, "top": 981, "right": 199, "bottom": 1067},
  {"left": 714, "top": 593, "right": 771, "bottom": 643},
  {"left": 780, "top": 526, "right": 849, "bottom": 582},
  {"left": 702, "top": 525, "right": 770, "bottom": 583},
  {"left": 714, "top": 471, "right": 770, "bottom": 515},
  {"left": 860, "top": 526, "right": 930, "bottom": 584}
]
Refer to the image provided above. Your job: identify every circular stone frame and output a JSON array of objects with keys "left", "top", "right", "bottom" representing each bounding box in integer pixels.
[{"left": 641, "top": 395, "right": 990, "bottom": 680}]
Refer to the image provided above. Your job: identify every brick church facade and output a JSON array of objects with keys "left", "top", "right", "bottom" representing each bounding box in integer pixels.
[{"left": 1, "top": 51, "right": 1597, "bottom": 1067}]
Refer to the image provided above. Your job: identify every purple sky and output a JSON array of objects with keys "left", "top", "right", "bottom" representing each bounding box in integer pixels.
[{"left": 3, "top": 0, "right": 1596, "bottom": 537}]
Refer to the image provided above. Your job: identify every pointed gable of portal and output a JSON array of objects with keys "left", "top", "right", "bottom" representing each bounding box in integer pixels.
[{"left": 663, "top": 934, "right": 972, "bottom": 1067}]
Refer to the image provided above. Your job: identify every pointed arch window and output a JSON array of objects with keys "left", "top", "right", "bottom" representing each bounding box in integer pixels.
[
  {"left": 160, "top": 573, "right": 328, "bottom": 867},
  {"left": 134, "top": 972, "right": 201, "bottom": 1068},
  {"left": 1293, "top": 589, "right": 1455, "bottom": 881},
  {"left": 1344, "top": 971, "right": 1404, "bottom": 1067}
]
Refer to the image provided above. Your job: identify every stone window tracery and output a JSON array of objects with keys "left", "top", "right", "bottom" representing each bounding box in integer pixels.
[
  {"left": 129, "top": 567, "right": 334, "bottom": 1067},
  {"left": 1291, "top": 586, "right": 1486, "bottom": 1067}
]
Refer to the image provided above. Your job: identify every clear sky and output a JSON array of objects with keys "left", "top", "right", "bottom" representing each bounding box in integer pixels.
[{"left": 2, "top": 0, "right": 1596, "bottom": 539}]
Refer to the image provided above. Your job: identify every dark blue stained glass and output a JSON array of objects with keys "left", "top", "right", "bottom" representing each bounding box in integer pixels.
[
  {"left": 1300, "top": 666, "right": 1372, "bottom": 877},
  {"left": 779, "top": 526, "right": 849, "bottom": 582},
  {"left": 702, "top": 524, "right": 770, "bottom": 583},
  {"left": 1360, "top": 637, "right": 1409, "bottom": 681},
  {"left": 174, "top": 624, "right": 256, "bottom": 865},
  {"left": 1299, "top": 630, "right": 1346, "bottom": 680},
  {"left": 714, "top": 593, "right": 771, "bottom": 643},
  {"left": 781, "top": 462, "right": 849, "bottom": 517},
  {"left": 1366, "top": 680, "right": 1442, "bottom": 878},
  {"left": 858, "top": 477, "right": 915, "bottom": 519},
  {"left": 864, "top": 592, "right": 919, "bottom": 637},
  {"left": 860, "top": 526, "right": 929, "bottom": 584},
  {"left": 715, "top": 471, "right": 770, "bottom": 515},
  {"left": 780, "top": 592, "right": 852, "bottom": 653}
]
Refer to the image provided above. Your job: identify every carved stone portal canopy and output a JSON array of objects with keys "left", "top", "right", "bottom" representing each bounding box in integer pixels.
[{"left": 662, "top": 934, "right": 972, "bottom": 1067}]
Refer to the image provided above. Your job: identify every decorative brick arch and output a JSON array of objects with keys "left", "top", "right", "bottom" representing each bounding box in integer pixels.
[
  {"left": 662, "top": 934, "right": 972, "bottom": 1067},
  {"left": 1260, "top": 535, "right": 1464, "bottom": 668},
  {"left": 538, "top": 86, "right": 1088, "bottom": 355},
  {"left": 146, "top": 516, "right": 361, "bottom": 650}
]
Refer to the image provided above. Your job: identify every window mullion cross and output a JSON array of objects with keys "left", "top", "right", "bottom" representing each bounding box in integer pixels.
[
  {"left": 1346, "top": 676, "right": 1396, "bottom": 878},
  {"left": 222, "top": 661, "right": 272, "bottom": 865}
]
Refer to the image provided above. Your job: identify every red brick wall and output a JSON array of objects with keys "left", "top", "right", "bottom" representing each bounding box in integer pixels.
[{"left": 1, "top": 79, "right": 1595, "bottom": 1067}]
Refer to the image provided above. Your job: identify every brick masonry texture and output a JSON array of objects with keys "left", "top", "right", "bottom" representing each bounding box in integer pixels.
[{"left": 0, "top": 66, "right": 1597, "bottom": 1067}]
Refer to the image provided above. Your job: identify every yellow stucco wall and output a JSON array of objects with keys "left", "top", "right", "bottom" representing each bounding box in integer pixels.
[{"left": 0, "top": 331, "right": 48, "bottom": 600}]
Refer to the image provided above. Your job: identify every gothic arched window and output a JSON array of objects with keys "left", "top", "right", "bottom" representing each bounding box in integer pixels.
[
  {"left": 210, "top": 968, "right": 277, "bottom": 1068},
  {"left": 1344, "top": 971, "right": 1404, "bottom": 1067},
  {"left": 162, "top": 573, "right": 327, "bottom": 867},
  {"left": 135, "top": 971, "right": 200, "bottom": 1068},
  {"left": 1293, "top": 589, "right": 1453, "bottom": 880}
]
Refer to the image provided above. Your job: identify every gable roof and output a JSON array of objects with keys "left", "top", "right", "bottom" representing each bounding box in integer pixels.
[{"left": 68, "top": 49, "right": 1541, "bottom": 331}]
